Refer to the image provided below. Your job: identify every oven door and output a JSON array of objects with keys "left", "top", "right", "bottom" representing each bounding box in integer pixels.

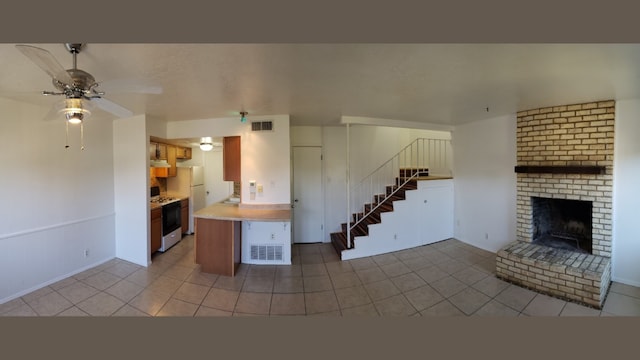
[{"left": 161, "top": 201, "right": 182, "bottom": 236}]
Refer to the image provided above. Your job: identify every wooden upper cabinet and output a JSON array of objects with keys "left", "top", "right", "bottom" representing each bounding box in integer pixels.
[
  {"left": 167, "top": 145, "right": 177, "bottom": 177},
  {"left": 155, "top": 144, "right": 177, "bottom": 178},
  {"left": 150, "top": 142, "right": 158, "bottom": 160},
  {"left": 223, "top": 136, "right": 241, "bottom": 182},
  {"left": 176, "top": 147, "right": 192, "bottom": 160},
  {"left": 149, "top": 142, "right": 167, "bottom": 160},
  {"left": 157, "top": 143, "right": 167, "bottom": 160}
]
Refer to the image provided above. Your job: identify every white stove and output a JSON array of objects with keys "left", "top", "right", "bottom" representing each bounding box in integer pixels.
[{"left": 150, "top": 186, "right": 183, "bottom": 252}]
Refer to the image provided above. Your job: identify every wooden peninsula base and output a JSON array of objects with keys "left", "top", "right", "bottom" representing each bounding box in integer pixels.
[
  {"left": 193, "top": 202, "right": 291, "bottom": 276},
  {"left": 194, "top": 218, "right": 241, "bottom": 277}
]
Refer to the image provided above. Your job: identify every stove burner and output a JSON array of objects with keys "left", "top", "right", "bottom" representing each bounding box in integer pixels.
[{"left": 150, "top": 196, "right": 178, "bottom": 204}]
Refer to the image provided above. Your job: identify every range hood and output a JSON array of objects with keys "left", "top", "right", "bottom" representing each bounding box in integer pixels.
[{"left": 150, "top": 159, "right": 171, "bottom": 168}]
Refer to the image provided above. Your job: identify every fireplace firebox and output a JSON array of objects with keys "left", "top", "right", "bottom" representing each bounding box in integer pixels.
[{"left": 531, "top": 197, "right": 592, "bottom": 254}]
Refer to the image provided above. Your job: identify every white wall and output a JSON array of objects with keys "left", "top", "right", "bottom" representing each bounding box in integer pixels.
[
  {"left": 167, "top": 115, "right": 291, "bottom": 205},
  {"left": 612, "top": 99, "right": 640, "bottom": 286},
  {"left": 203, "top": 148, "right": 234, "bottom": 206},
  {"left": 0, "top": 98, "right": 116, "bottom": 303},
  {"left": 114, "top": 115, "right": 150, "bottom": 266},
  {"left": 452, "top": 114, "right": 517, "bottom": 253},
  {"left": 322, "top": 126, "right": 348, "bottom": 241},
  {"left": 290, "top": 126, "right": 323, "bottom": 146},
  {"left": 348, "top": 125, "right": 452, "bottom": 182}
]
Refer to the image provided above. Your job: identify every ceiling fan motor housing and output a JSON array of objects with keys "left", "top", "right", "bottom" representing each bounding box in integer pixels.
[{"left": 53, "top": 69, "right": 96, "bottom": 97}]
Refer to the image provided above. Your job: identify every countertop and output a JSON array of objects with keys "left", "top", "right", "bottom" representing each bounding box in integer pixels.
[{"left": 193, "top": 203, "right": 291, "bottom": 222}]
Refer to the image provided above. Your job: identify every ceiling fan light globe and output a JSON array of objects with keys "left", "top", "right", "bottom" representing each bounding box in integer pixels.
[
  {"left": 200, "top": 143, "right": 214, "bottom": 151},
  {"left": 65, "top": 112, "right": 83, "bottom": 124}
]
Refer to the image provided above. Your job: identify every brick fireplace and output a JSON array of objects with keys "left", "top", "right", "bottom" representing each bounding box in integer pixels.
[{"left": 496, "top": 100, "right": 614, "bottom": 308}]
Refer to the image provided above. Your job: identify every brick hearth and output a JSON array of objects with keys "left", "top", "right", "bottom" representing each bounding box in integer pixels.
[
  {"left": 497, "top": 100, "right": 614, "bottom": 309},
  {"left": 496, "top": 242, "right": 611, "bottom": 308}
]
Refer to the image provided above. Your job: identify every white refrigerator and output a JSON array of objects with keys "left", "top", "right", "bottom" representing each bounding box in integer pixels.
[{"left": 167, "top": 166, "right": 205, "bottom": 234}]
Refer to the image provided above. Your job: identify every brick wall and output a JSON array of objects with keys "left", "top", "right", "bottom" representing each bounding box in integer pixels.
[{"left": 516, "top": 100, "right": 614, "bottom": 257}]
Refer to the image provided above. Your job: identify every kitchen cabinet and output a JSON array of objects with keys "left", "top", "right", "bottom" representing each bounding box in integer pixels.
[
  {"left": 150, "top": 142, "right": 167, "bottom": 160},
  {"left": 181, "top": 198, "right": 189, "bottom": 234},
  {"left": 176, "top": 146, "right": 192, "bottom": 160},
  {"left": 167, "top": 145, "right": 177, "bottom": 177},
  {"left": 223, "top": 136, "right": 241, "bottom": 181},
  {"left": 154, "top": 145, "right": 177, "bottom": 178},
  {"left": 150, "top": 207, "right": 162, "bottom": 254},
  {"left": 194, "top": 218, "right": 241, "bottom": 276}
]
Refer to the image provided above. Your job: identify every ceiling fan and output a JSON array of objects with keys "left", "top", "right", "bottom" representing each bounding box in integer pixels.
[
  {"left": 16, "top": 43, "right": 161, "bottom": 122},
  {"left": 15, "top": 43, "right": 162, "bottom": 149}
]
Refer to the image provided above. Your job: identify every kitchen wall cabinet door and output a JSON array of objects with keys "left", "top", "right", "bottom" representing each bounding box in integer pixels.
[
  {"left": 155, "top": 145, "right": 177, "bottom": 178},
  {"left": 150, "top": 142, "right": 158, "bottom": 160},
  {"left": 223, "top": 136, "right": 241, "bottom": 182},
  {"left": 150, "top": 142, "right": 167, "bottom": 160},
  {"left": 176, "top": 147, "right": 192, "bottom": 160},
  {"left": 167, "top": 145, "right": 177, "bottom": 177},
  {"left": 151, "top": 208, "right": 162, "bottom": 254}
]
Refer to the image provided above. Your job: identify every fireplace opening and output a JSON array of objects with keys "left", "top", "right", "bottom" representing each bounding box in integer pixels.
[{"left": 531, "top": 197, "right": 592, "bottom": 254}]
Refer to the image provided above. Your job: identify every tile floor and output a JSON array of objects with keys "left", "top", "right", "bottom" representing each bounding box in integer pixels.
[{"left": 2, "top": 236, "right": 639, "bottom": 317}]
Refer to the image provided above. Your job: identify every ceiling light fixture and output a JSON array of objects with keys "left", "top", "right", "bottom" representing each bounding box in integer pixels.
[
  {"left": 240, "top": 111, "right": 248, "bottom": 123},
  {"left": 58, "top": 98, "right": 92, "bottom": 124},
  {"left": 55, "top": 98, "right": 93, "bottom": 150},
  {"left": 200, "top": 137, "right": 214, "bottom": 151}
]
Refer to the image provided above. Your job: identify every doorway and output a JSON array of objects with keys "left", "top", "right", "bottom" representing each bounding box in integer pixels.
[{"left": 292, "top": 146, "right": 323, "bottom": 243}]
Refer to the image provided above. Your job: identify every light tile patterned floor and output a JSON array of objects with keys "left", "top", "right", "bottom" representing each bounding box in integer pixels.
[{"left": 2, "top": 236, "right": 639, "bottom": 317}]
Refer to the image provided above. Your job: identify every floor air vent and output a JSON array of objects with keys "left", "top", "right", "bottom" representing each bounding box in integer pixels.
[
  {"left": 251, "top": 121, "right": 273, "bottom": 131},
  {"left": 250, "top": 244, "right": 283, "bottom": 261}
]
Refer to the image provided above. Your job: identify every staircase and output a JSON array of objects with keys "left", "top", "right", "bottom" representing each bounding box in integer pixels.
[
  {"left": 330, "top": 168, "right": 427, "bottom": 254},
  {"left": 329, "top": 137, "right": 453, "bottom": 260}
]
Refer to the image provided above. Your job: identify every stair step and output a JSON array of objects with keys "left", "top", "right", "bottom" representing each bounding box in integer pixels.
[
  {"left": 399, "top": 168, "right": 429, "bottom": 177},
  {"left": 331, "top": 232, "right": 349, "bottom": 252},
  {"left": 332, "top": 170, "right": 427, "bottom": 256},
  {"left": 396, "top": 178, "right": 419, "bottom": 187}
]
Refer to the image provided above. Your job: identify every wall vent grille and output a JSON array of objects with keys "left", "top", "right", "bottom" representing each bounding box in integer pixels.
[
  {"left": 251, "top": 121, "right": 274, "bottom": 131},
  {"left": 250, "top": 244, "right": 283, "bottom": 261}
]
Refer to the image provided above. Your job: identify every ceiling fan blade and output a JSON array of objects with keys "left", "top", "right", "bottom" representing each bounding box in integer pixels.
[
  {"left": 92, "top": 97, "right": 134, "bottom": 118},
  {"left": 15, "top": 45, "right": 74, "bottom": 86},
  {"left": 96, "top": 78, "right": 163, "bottom": 94},
  {"left": 42, "top": 101, "right": 63, "bottom": 122}
]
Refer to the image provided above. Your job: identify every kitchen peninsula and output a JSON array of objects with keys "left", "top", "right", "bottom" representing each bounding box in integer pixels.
[{"left": 193, "top": 203, "right": 291, "bottom": 276}]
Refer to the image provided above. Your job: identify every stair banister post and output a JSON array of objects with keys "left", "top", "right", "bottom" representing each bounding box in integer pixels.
[{"left": 346, "top": 123, "right": 351, "bottom": 249}]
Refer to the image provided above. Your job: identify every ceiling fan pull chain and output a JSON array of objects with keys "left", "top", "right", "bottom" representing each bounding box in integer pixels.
[
  {"left": 65, "top": 121, "right": 70, "bottom": 149},
  {"left": 80, "top": 123, "right": 85, "bottom": 150}
]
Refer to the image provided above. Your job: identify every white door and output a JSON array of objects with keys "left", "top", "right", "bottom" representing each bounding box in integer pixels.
[{"left": 292, "top": 146, "right": 323, "bottom": 243}]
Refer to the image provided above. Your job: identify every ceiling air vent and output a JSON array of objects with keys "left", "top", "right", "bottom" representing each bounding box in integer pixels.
[{"left": 251, "top": 121, "right": 274, "bottom": 132}]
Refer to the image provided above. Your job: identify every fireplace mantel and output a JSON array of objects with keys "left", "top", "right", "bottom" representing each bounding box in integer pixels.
[{"left": 514, "top": 165, "right": 606, "bottom": 175}]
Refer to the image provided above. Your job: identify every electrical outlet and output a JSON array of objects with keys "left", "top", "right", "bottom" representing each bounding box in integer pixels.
[
  {"left": 271, "top": 233, "right": 275, "bottom": 240},
  {"left": 485, "top": 233, "right": 489, "bottom": 240},
  {"left": 84, "top": 249, "right": 89, "bottom": 257}
]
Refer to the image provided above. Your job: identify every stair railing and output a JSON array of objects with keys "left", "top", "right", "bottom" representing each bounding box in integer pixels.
[{"left": 346, "top": 137, "right": 451, "bottom": 248}]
